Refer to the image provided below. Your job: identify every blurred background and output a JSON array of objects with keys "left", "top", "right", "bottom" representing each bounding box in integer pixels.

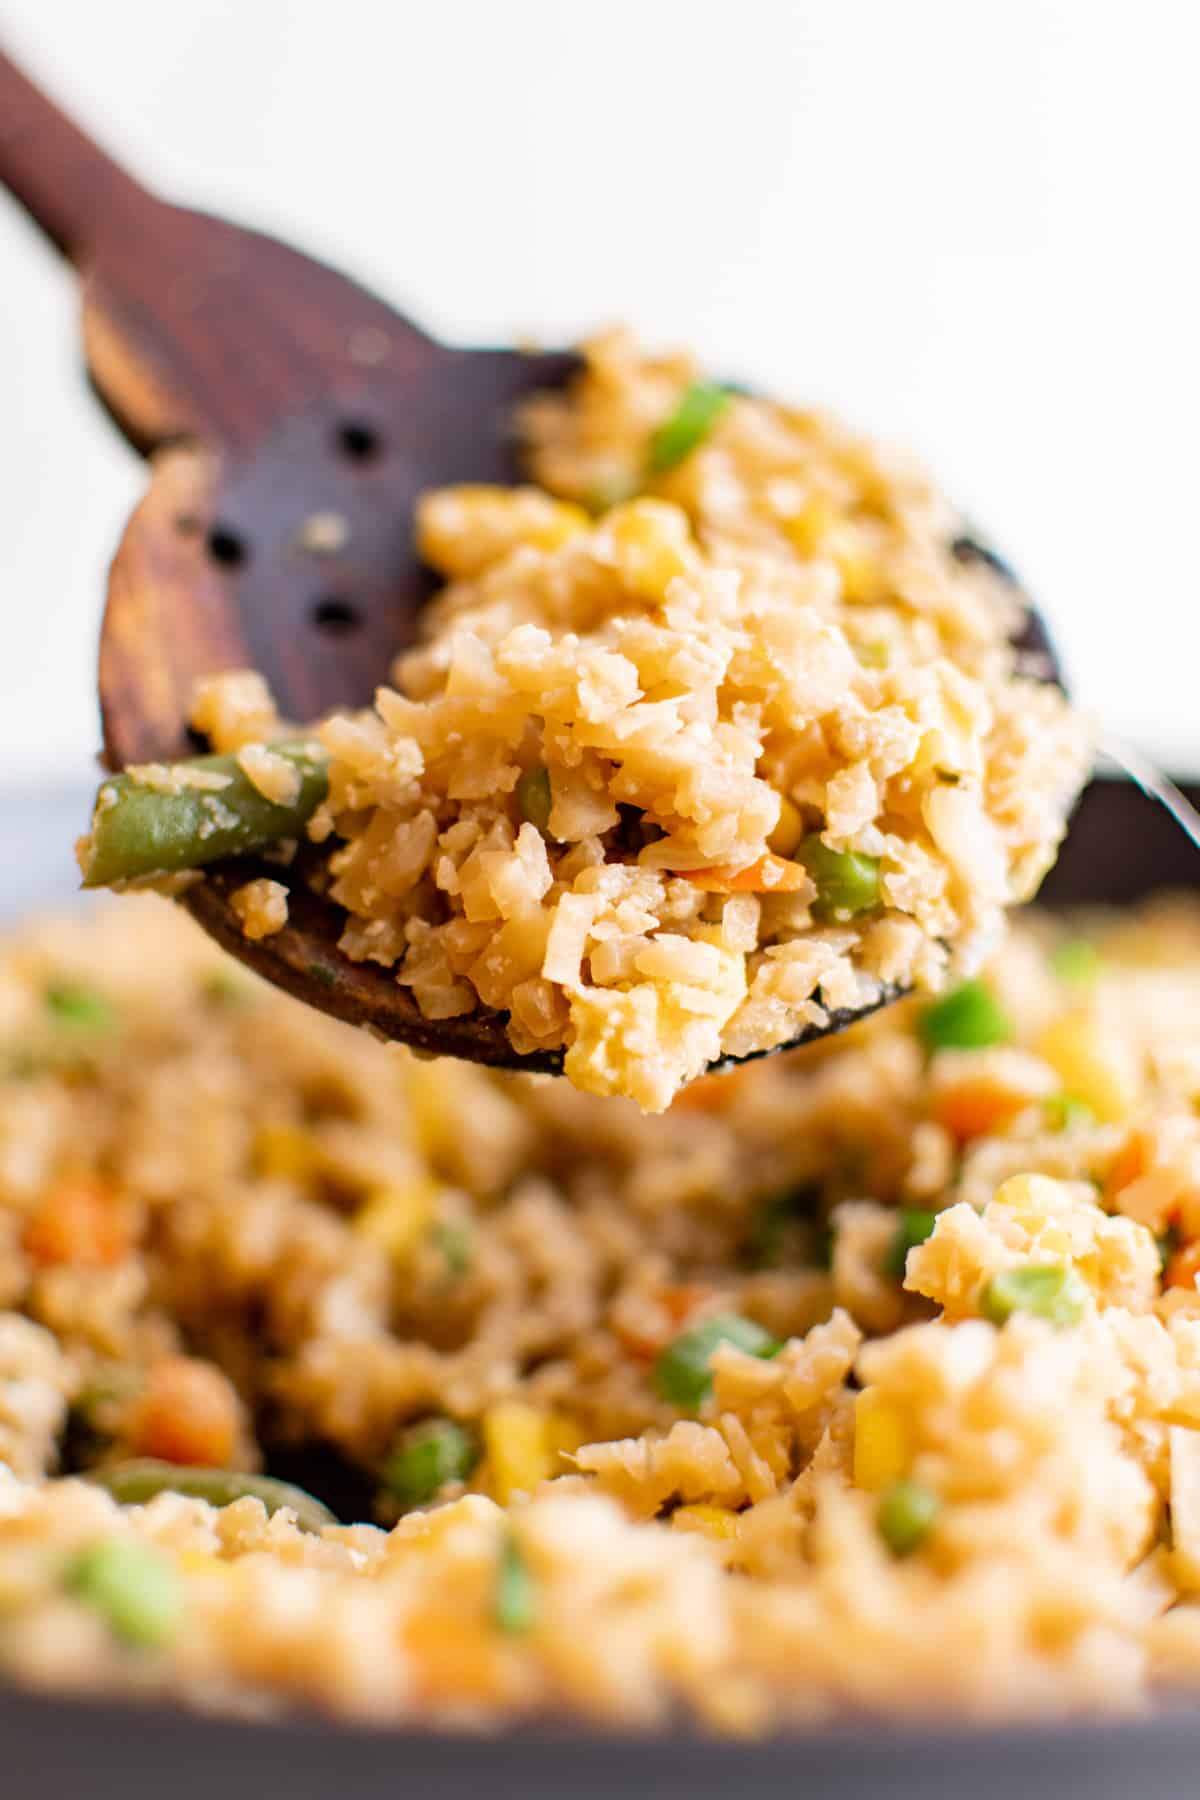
[{"left": 1, "top": 0, "right": 1197, "bottom": 782}]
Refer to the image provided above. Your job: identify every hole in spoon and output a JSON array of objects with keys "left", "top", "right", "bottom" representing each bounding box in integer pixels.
[
  {"left": 311, "top": 595, "right": 362, "bottom": 635},
  {"left": 207, "top": 525, "right": 247, "bottom": 568},
  {"left": 336, "top": 421, "right": 380, "bottom": 463}
]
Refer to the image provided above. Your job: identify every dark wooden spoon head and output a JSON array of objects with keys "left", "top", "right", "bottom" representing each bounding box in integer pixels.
[{"left": 0, "top": 45, "right": 1063, "bottom": 1078}]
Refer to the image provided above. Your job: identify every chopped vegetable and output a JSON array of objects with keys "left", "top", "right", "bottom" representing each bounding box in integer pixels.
[
  {"left": 85, "top": 1460, "right": 335, "bottom": 1532},
  {"left": 1043, "top": 1093, "right": 1095, "bottom": 1132},
  {"left": 980, "top": 1262, "right": 1087, "bottom": 1329},
  {"left": 516, "top": 765, "right": 553, "bottom": 833},
  {"left": 1037, "top": 1011, "right": 1136, "bottom": 1122},
  {"left": 647, "top": 382, "right": 730, "bottom": 474},
  {"left": 429, "top": 1220, "right": 473, "bottom": 1278},
  {"left": 1165, "top": 1241, "right": 1200, "bottom": 1293},
  {"left": 919, "top": 980, "right": 1010, "bottom": 1053},
  {"left": 482, "top": 1401, "right": 555, "bottom": 1502},
  {"left": 127, "top": 1357, "right": 241, "bottom": 1468},
  {"left": 883, "top": 1209, "right": 938, "bottom": 1281},
  {"left": 65, "top": 1539, "right": 183, "bottom": 1648},
  {"left": 45, "top": 983, "right": 115, "bottom": 1030},
  {"left": 385, "top": 1417, "right": 477, "bottom": 1509},
  {"left": 79, "top": 740, "right": 329, "bottom": 889},
  {"left": 681, "top": 854, "right": 810, "bottom": 894},
  {"left": 22, "top": 1176, "right": 132, "bottom": 1268},
  {"left": 853, "top": 1388, "right": 910, "bottom": 1490},
  {"left": 932, "top": 1076, "right": 1026, "bottom": 1142},
  {"left": 1051, "top": 939, "right": 1101, "bottom": 986},
  {"left": 655, "top": 1314, "right": 781, "bottom": 1412},
  {"left": 877, "top": 1479, "right": 941, "bottom": 1557},
  {"left": 796, "top": 835, "right": 881, "bottom": 921},
  {"left": 493, "top": 1533, "right": 535, "bottom": 1634}
]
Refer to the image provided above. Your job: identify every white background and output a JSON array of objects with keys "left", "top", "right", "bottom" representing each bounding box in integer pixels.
[{"left": 1, "top": 0, "right": 1197, "bottom": 783}]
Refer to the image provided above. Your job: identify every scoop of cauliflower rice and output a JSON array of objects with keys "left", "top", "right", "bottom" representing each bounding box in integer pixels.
[
  {"left": 4, "top": 892, "right": 1200, "bottom": 1728},
  {"left": 187, "top": 332, "right": 1088, "bottom": 1110}
]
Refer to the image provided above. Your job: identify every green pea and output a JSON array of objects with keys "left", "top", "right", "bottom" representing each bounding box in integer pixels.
[
  {"left": 493, "top": 1533, "right": 535, "bottom": 1634},
  {"left": 65, "top": 1539, "right": 183, "bottom": 1648},
  {"left": 647, "top": 382, "right": 730, "bottom": 475},
  {"left": 877, "top": 1480, "right": 941, "bottom": 1558},
  {"left": 1042, "top": 1093, "right": 1095, "bottom": 1133},
  {"left": 980, "top": 1262, "right": 1087, "bottom": 1329},
  {"left": 655, "top": 1314, "right": 781, "bottom": 1412},
  {"left": 1051, "top": 939, "right": 1101, "bottom": 986},
  {"left": 516, "top": 765, "right": 553, "bottom": 833},
  {"left": 918, "top": 979, "right": 1010, "bottom": 1053},
  {"left": 796, "top": 835, "right": 881, "bottom": 922},
  {"left": 45, "top": 983, "right": 115, "bottom": 1031},
  {"left": 883, "top": 1209, "right": 939, "bottom": 1281},
  {"left": 384, "top": 1418, "right": 477, "bottom": 1509}
]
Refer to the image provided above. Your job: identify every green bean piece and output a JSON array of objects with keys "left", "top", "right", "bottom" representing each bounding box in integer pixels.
[
  {"left": 85, "top": 1460, "right": 336, "bottom": 1533},
  {"left": 78, "top": 741, "right": 329, "bottom": 889},
  {"left": 65, "top": 1539, "right": 183, "bottom": 1648},
  {"left": 655, "top": 1314, "right": 782, "bottom": 1413},
  {"left": 384, "top": 1418, "right": 477, "bottom": 1509},
  {"left": 493, "top": 1532, "right": 535, "bottom": 1634},
  {"left": 516, "top": 765, "right": 553, "bottom": 833},
  {"left": 796, "top": 834, "right": 881, "bottom": 922},
  {"left": 45, "top": 982, "right": 115, "bottom": 1031},
  {"left": 883, "top": 1209, "right": 939, "bottom": 1281},
  {"left": 647, "top": 382, "right": 730, "bottom": 474},
  {"left": 918, "top": 979, "right": 1010, "bottom": 1053},
  {"left": 980, "top": 1262, "right": 1087, "bottom": 1329},
  {"left": 877, "top": 1480, "right": 941, "bottom": 1558}
]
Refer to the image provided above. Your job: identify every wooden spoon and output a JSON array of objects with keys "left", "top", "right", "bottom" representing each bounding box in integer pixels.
[{"left": 0, "top": 45, "right": 1061, "bottom": 1075}]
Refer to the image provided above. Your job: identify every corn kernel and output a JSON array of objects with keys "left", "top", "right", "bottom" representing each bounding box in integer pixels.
[
  {"left": 355, "top": 1179, "right": 437, "bottom": 1261},
  {"left": 784, "top": 496, "right": 837, "bottom": 557},
  {"left": 672, "top": 1503, "right": 741, "bottom": 1541},
  {"left": 604, "top": 498, "right": 695, "bottom": 602},
  {"left": 545, "top": 1412, "right": 587, "bottom": 1468},
  {"left": 766, "top": 796, "right": 804, "bottom": 858},
  {"left": 253, "top": 1123, "right": 320, "bottom": 1183},
  {"left": 482, "top": 1401, "right": 554, "bottom": 1503},
  {"left": 1037, "top": 1010, "right": 1139, "bottom": 1124},
  {"left": 835, "top": 547, "right": 884, "bottom": 604},
  {"left": 853, "top": 1387, "right": 910, "bottom": 1491}
]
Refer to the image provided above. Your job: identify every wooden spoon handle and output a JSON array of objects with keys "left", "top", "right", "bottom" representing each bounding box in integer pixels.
[{"left": 0, "top": 46, "right": 159, "bottom": 264}]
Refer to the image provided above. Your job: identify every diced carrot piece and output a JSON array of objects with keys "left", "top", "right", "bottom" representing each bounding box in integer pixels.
[
  {"left": 681, "top": 855, "right": 809, "bottom": 894},
  {"left": 1165, "top": 1243, "right": 1200, "bottom": 1293},
  {"left": 127, "top": 1356, "right": 241, "bottom": 1467},
  {"left": 931, "top": 1079, "right": 1027, "bottom": 1144},
  {"left": 1104, "top": 1129, "right": 1151, "bottom": 1207},
  {"left": 614, "top": 1283, "right": 711, "bottom": 1360},
  {"left": 22, "top": 1176, "right": 133, "bottom": 1268}
]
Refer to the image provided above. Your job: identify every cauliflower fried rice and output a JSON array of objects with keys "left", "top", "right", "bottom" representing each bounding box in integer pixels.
[
  {"left": 84, "top": 332, "right": 1090, "bottom": 1110},
  {"left": 4, "top": 890, "right": 1200, "bottom": 1727}
]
